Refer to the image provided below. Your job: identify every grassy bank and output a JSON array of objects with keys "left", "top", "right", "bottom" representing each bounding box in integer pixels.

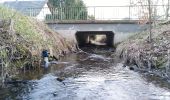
[
  {"left": 116, "top": 22, "right": 170, "bottom": 78},
  {"left": 0, "top": 6, "right": 77, "bottom": 82}
]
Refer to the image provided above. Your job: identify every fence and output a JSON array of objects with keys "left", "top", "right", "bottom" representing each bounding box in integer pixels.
[{"left": 1, "top": 5, "right": 170, "bottom": 21}]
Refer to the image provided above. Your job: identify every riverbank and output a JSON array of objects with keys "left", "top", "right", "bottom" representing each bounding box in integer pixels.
[
  {"left": 116, "top": 22, "right": 170, "bottom": 79},
  {"left": 0, "top": 6, "right": 77, "bottom": 83}
]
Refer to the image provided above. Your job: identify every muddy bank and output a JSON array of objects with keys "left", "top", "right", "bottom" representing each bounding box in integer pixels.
[
  {"left": 116, "top": 22, "right": 170, "bottom": 79},
  {"left": 0, "top": 6, "right": 77, "bottom": 84}
]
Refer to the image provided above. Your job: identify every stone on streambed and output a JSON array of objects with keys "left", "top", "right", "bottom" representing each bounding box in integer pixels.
[
  {"left": 56, "top": 77, "right": 65, "bottom": 82},
  {"left": 130, "top": 65, "right": 139, "bottom": 71},
  {"left": 123, "top": 64, "right": 139, "bottom": 71},
  {"left": 56, "top": 77, "right": 65, "bottom": 85},
  {"left": 52, "top": 92, "right": 58, "bottom": 97},
  {"left": 129, "top": 66, "right": 135, "bottom": 70}
]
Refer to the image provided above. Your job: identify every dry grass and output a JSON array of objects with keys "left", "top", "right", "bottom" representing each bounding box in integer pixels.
[
  {"left": 0, "top": 6, "right": 77, "bottom": 83},
  {"left": 116, "top": 23, "right": 170, "bottom": 70}
]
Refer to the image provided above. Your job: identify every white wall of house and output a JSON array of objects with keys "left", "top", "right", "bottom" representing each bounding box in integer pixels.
[{"left": 36, "top": 3, "right": 51, "bottom": 21}]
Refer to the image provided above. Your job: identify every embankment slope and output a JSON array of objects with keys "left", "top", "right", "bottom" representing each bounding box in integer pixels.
[
  {"left": 116, "top": 22, "right": 170, "bottom": 78},
  {"left": 0, "top": 6, "right": 77, "bottom": 78}
]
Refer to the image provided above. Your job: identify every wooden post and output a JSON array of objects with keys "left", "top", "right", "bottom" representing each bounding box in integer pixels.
[
  {"left": 168, "top": 50, "right": 170, "bottom": 67},
  {"left": 165, "top": 50, "right": 170, "bottom": 73},
  {"left": 148, "top": 52, "right": 152, "bottom": 71}
]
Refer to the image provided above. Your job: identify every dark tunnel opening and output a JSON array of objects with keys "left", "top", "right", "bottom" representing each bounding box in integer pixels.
[{"left": 75, "top": 31, "right": 114, "bottom": 47}]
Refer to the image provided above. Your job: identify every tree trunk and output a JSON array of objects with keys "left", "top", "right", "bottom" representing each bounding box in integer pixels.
[{"left": 148, "top": 0, "right": 152, "bottom": 42}]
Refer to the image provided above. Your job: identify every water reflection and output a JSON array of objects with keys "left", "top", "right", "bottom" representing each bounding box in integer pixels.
[{"left": 0, "top": 46, "right": 170, "bottom": 100}]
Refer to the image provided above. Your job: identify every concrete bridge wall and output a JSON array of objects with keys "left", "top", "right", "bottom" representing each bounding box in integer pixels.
[{"left": 47, "top": 23, "right": 149, "bottom": 46}]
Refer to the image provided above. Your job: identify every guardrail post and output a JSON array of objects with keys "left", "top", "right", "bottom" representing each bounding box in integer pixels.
[
  {"left": 94, "top": 7, "right": 96, "bottom": 20},
  {"left": 22, "top": 5, "right": 170, "bottom": 22},
  {"left": 129, "top": 6, "right": 131, "bottom": 20}
]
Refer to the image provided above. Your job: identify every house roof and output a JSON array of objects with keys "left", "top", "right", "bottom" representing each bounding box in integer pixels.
[{"left": 3, "top": 1, "right": 47, "bottom": 16}]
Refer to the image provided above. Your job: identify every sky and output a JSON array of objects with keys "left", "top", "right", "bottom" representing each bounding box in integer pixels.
[
  {"left": 0, "top": 0, "right": 130, "bottom": 6},
  {"left": 0, "top": 0, "right": 168, "bottom": 5},
  {"left": 0, "top": 0, "right": 131, "bottom": 20},
  {"left": 0, "top": 0, "right": 168, "bottom": 20}
]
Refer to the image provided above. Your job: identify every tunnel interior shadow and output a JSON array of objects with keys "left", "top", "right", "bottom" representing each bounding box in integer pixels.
[{"left": 75, "top": 31, "right": 114, "bottom": 48}]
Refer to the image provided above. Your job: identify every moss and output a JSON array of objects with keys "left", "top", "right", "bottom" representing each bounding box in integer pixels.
[
  {"left": 156, "top": 57, "right": 167, "bottom": 69},
  {"left": 0, "top": 49, "right": 7, "bottom": 58},
  {"left": 12, "top": 60, "right": 25, "bottom": 68},
  {"left": 16, "top": 44, "right": 28, "bottom": 54}
]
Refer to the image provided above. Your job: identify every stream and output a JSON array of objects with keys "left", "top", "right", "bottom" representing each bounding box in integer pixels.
[{"left": 1, "top": 46, "right": 170, "bottom": 100}]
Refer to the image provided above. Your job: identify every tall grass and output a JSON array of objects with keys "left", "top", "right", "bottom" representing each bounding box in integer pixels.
[{"left": 0, "top": 6, "right": 46, "bottom": 45}]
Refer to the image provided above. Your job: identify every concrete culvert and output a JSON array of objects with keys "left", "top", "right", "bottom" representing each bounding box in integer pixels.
[{"left": 75, "top": 31, "right": 114, "bottom": 47}]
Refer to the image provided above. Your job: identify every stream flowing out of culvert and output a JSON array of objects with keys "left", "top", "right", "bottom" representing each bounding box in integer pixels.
[{"left": 1, "top": 46, "right": 170, "bottom": 100}]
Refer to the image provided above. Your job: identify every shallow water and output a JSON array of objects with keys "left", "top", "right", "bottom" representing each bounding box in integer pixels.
[{"left": 1, "top": 47, "right": 170, "bottom": 100}]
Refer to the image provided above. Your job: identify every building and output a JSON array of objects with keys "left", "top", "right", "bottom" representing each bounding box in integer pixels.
[{"left": 3, "top": 0, "right": 51, "bottom": 21}]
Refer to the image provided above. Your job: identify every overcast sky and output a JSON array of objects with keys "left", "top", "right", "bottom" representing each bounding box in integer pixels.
[
  {"left": 0, "top": 0, "right": 131, "bottom": 20},
  {"left": 0, "top": 0, "right": 167, "bottom": 20},
  {"left": 0, "top": 0, "right": 130, "bottom": 6},
  {"left": 0, "top": 0, "right": 168, "bottom": 5}
]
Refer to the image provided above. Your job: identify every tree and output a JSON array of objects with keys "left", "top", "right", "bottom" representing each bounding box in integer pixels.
[
  {"left": 148, "top": 0, "right": 152, "bottom": 42},
  {"left": 130, "top": 0, "right": 153, "bottom": 42},
  {"left": 131, "top": 0, "right": 170, "bottom": 42},
  {"left": 166, "top": 0, "right": 170, "bottom": 19},
  {"left": 47, "top": 0, "right": 88, "bottom": 20}
]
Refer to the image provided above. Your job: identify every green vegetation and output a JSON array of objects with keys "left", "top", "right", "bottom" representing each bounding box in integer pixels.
[
  {"left": 0, "top": 5, "right": 77, "bottom": 82},
  {"left": 47, "top": 0, "right": 88, "bottom": 20},
  {"left": 0, "top": 6, "right": 48, "bottom": 46}
]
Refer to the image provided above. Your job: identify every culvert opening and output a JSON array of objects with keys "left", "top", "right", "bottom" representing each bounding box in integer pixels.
[{"left": 75, "top": 31, "right": 114, "bottom": 47}]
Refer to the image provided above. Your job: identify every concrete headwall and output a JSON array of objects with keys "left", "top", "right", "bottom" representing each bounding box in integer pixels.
[
  {"left": 48, "top": 23, "right": 148, "bottom": 45},
  {"left": 54, "top": 30, "right": 77, "bottom": 48}
]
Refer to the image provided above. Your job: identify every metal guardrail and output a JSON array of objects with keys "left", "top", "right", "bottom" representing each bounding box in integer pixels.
[{"left": 1, "top": 5, "right": 170, "bottom": 21}]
